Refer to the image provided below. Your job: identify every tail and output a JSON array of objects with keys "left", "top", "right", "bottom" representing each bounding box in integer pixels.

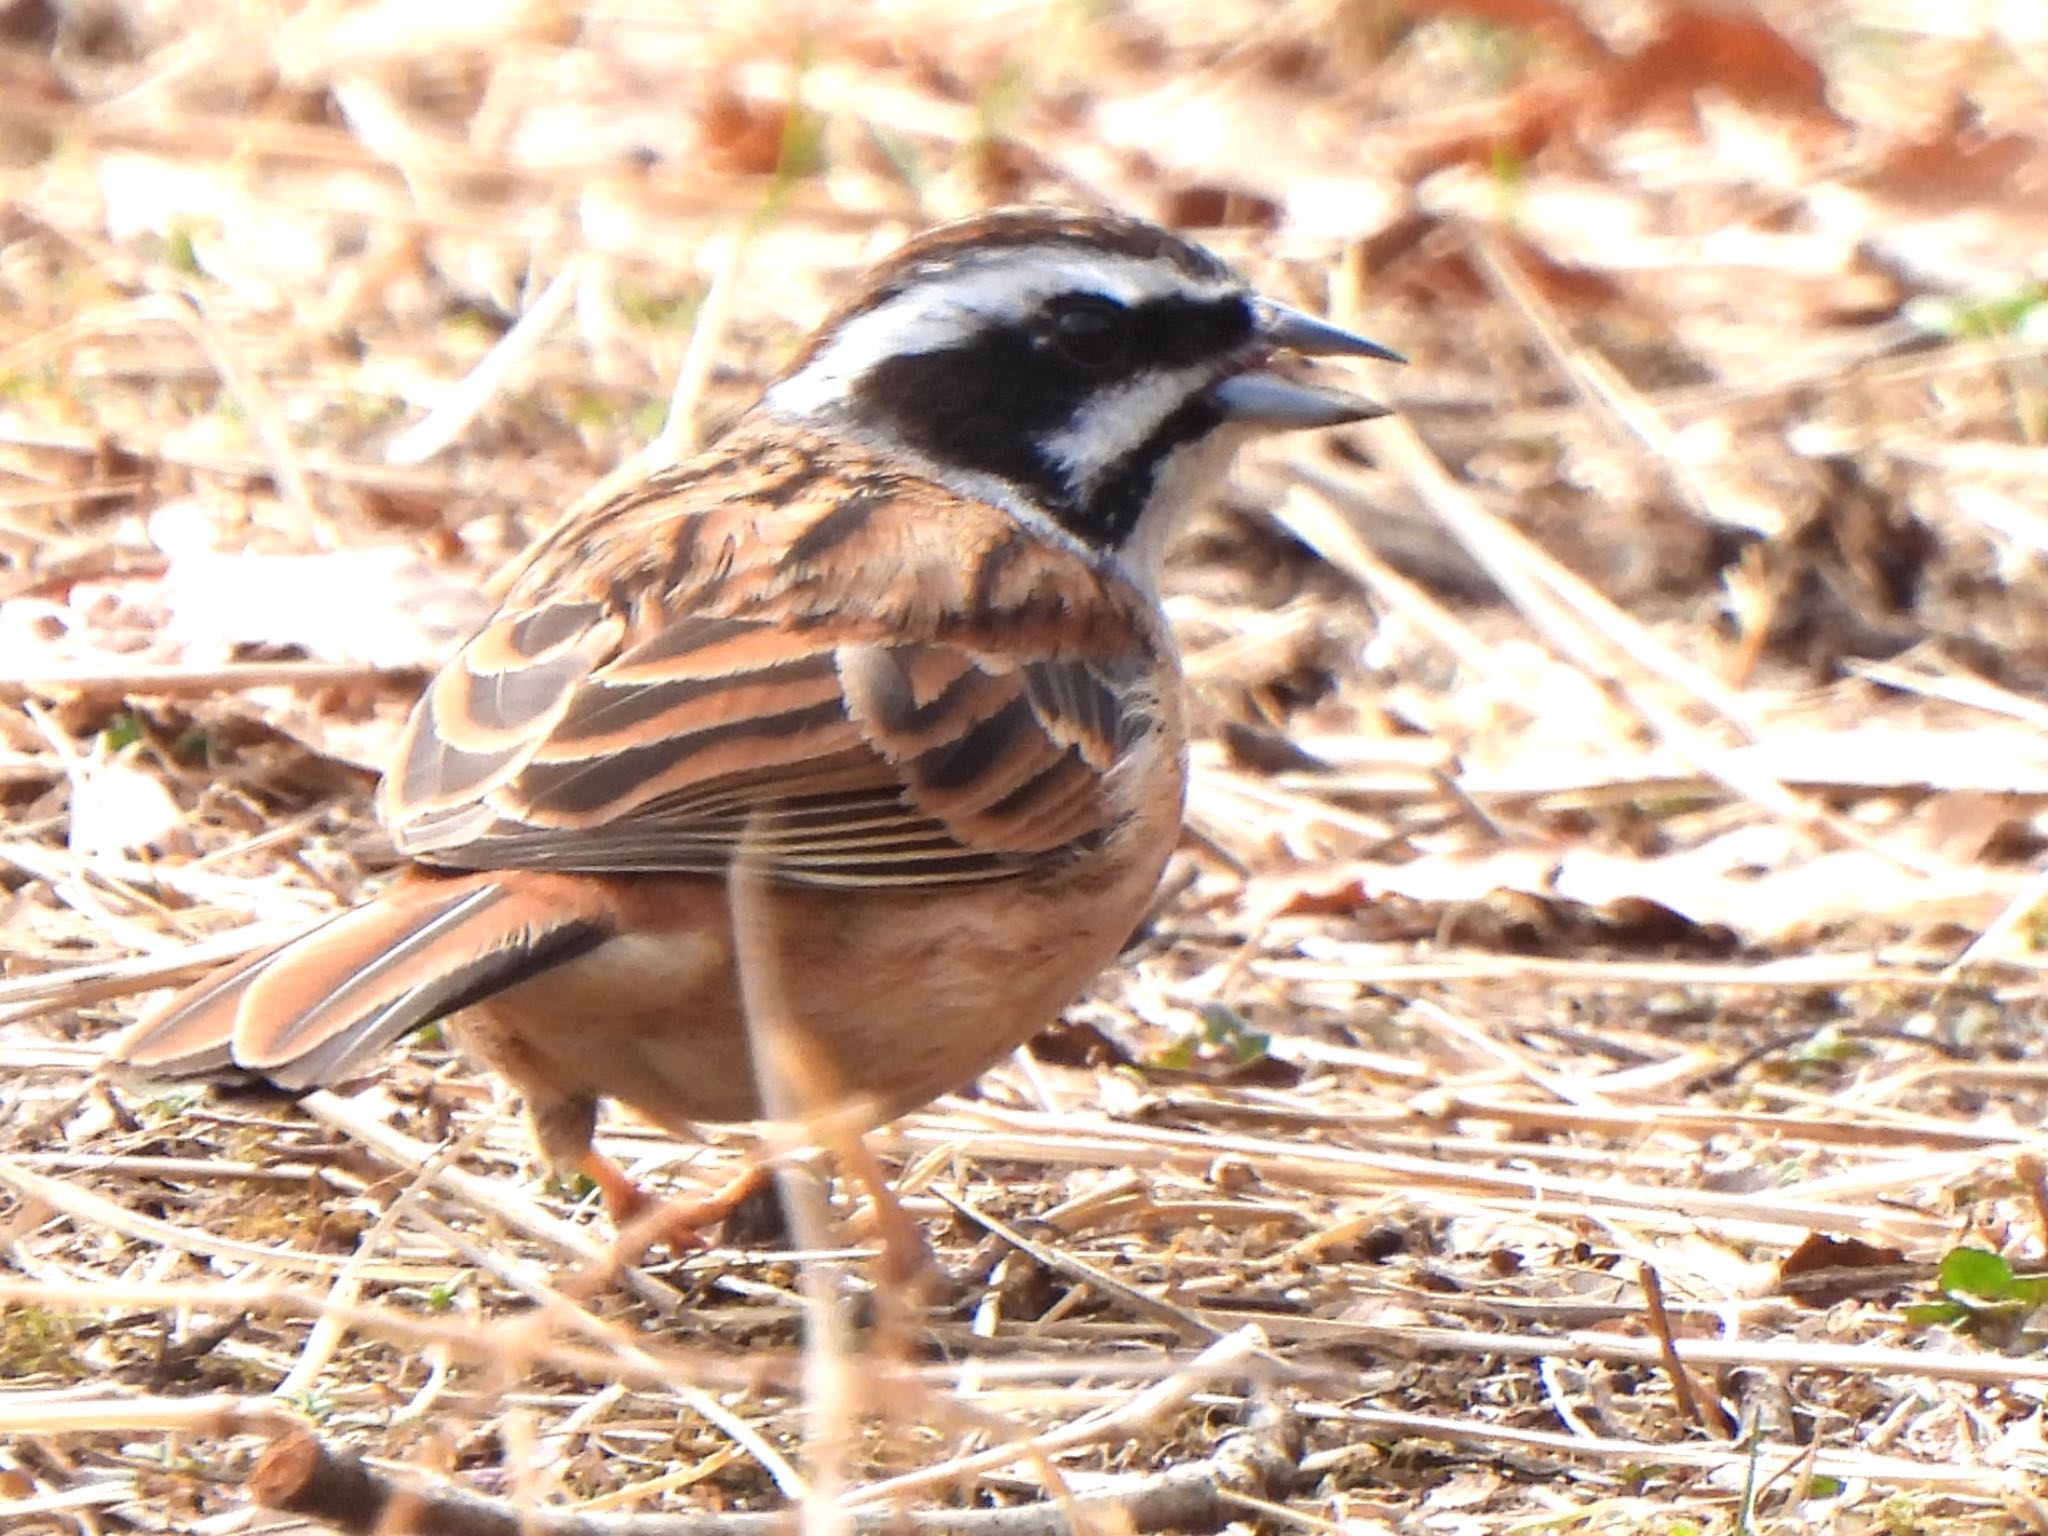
[{"left": 107, "top": 873, "right": 613, "bottom": 1090}]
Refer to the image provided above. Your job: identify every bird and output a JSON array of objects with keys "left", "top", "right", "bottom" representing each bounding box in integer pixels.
[{"left": 107, "top": 207, "right": 1400, "bottom": 1253}]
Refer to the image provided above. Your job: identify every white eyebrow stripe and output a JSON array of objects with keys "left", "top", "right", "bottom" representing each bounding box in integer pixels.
[{"left": 764, "top": 248, "right": 1241, "bottom": 420}]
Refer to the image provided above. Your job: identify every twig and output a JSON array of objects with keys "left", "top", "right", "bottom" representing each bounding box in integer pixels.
[
  {"left": 1639, "top": 1262, "right": 1735, "bottom": 1439},
  {"left": 0, "top": 1275, "right": 784, "bottom": 1399},
  {"left": 1356, "top": 419, "right": 1939, "bottom": 876},
  {"left": 0, "top": 660, "right": 426, "bottom": 700},
  {"left": 658, "top": 228, "right": 747, "bottom": 460},
  {"left": 0, "top": 1153, "right": 365, "bottom": 1274},
  {"left": 385, "top": 257, "right": 585, "bottom": 466},
  {"left": 273, "top": 1104, "right": 498, "bottom": 1399},
  {"left": 291, "top": 1088, "right": 688, "bottom": 1317},
  {"left": 0, "top": 1389, "right": 297, "bottom": 1439},
  {"left": 245, "top": 1387, "right": 1291, "bottom": 1536},
  {"left": 1472, "top": 233, "right": 1772, "bottom": 540},
  {"left": 934, "top": 1187, "right": 1225, "bottom": 1344},
  {"left": 841, "top": 1327, "right": 1269, "bottom": 1510},
  {"left": 729, "top": 844, "right": 846, "bottom": 1535},
  {"left": 1267, "top": 483, "right": 1501, "bottom": 678},
  {"left": 1297, "top": 1402, "right": 2006, "bottom": 1489},
  {"left": 884, "top": 1108, "right": 1953, "bottom": 1241},
  {"left": 162, "top": 289, "right": 326, "bottom": 542}
]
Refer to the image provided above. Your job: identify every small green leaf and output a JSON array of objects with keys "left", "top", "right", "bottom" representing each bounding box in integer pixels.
[
  {"left": 1906, "top": 285, "right": 2048, "bottom": 343},
  {"left": 164, "top": 221, "right": 200, "bottom": 276},
  {"left": 863, "top": 122, "right": 925, "bottom": 194},
  {"left": 100, "top": 712, "right": 144, "bottom": 751},
  {"left": 1789, "top": 1024, "right": 1858, "bottom": 1066},
  {"left": 143, "top": 1087, "right": 206, "bottom": 1120},
  {"left": 1939, "top": 1246, "right": 2016, "bottom": 1299},
  {"left": 613, "top": 283, "right": 699, "bottom": 330},
  {"left": 1198, "top": 1002, "right": 1270, "bottom": 1064},
  {"left": 277, "top": 1387, "right": 336, "bottom": 1422},
  {"left": 558, "top": 1170, "right": 599, "bottom": 1201},
  {"left": 629, "top": 399, "right": 668, "bottom": 439},
  {"left": 1899, "top": 1301, "right": 1968, "bottom": 1327}
]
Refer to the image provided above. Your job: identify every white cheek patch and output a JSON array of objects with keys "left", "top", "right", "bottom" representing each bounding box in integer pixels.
[
  {"left": 1112, "top": 424, "right": 1255, "bottom": 591},
  {"left": 764, "top": 248, "right": 1240, "bottom": 420},
  {"left": 1037, "top": 366, "right": 1214, "bottom": 498}
]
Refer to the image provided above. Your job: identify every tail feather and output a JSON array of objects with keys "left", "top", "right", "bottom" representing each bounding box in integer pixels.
[
  {"left": 105, "top": 936, "right": 300, "bottom": 1080},
  {"left": 107, "top": 874, "right": 614, "bottom": 1090}
]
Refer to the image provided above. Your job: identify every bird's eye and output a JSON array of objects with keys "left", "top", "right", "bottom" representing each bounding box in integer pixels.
[{"left": 1044, "top": 296, "right": 1131, "bottom": 371}]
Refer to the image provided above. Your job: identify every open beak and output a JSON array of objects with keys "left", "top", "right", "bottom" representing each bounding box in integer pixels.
[{"left": 1209, "top": 299, "right": 1404, "bottom": 430}]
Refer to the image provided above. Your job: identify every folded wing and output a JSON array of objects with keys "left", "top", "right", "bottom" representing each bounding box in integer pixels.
[{"left": 384, "top": 461, "right": 1162, "bottom": 885}]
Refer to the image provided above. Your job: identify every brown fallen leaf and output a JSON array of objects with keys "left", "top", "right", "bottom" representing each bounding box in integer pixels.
[
  {"left": 1603, "top": 5, "right": 1840, "bottom": 125},
  {"left": 1776, "top": 1232, "right": 1911, "bottom": 1308},
  {"left": 1027, "top": 1018, "right": 1134, "bottom": 1071}
]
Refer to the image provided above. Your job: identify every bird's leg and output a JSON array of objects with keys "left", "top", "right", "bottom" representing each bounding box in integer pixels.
[
  {"left": 527, "top": 1090, "right": 766, "bottom": 1261},
  {"left": 833, "top": 1135, "right": 937, "bottom": 1291},
  {"left": 580, "top": 1149, "right": 772, "bottom": 1263}
]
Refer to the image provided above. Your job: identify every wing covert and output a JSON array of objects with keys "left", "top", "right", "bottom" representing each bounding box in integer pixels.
[{"left": 380, "top": 455, "right": 1166, "bottom": 887}]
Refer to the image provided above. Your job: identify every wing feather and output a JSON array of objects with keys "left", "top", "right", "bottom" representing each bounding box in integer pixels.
[{"left": 381, "top": 432, "right": 1170, "bottom": 884}]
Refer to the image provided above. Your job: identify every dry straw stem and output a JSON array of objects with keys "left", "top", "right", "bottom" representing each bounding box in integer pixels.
[
  {"left": 1296, "top": 1404, "right": 2025, "bottom": 1493},
  {"left": 1355, "top": 417, "right": 1938, "bottom": 875},
  {"left": 658, "top": 228, "right": 749, "bottom": 462},
  {"left": 11, "top": 1266, "right": 2048, "bottom": 1430},
  {"left": 244, "top": 1383, "right": 1291, "bottom": 1536},
  {"left": 384, "top": 258, "right": 586, "bottom": 468},
  {"left": 0, "top": 1388, "right": 298, "bottom": 1439},
  {"left": 880, "top": 1109, "right": 1951, "bottom": 1243},
  {"left": 291, "top": 1087, "right": 695, "bottom": 1318},
  {"left": 162, "top": 288, "right": 326, "bottom": 543},
  {"left": 936, "top": 1187, "right": 1232, "bottom": 1345},
  {"left": 1255, "top": 949, "right": 1994, "bottom": 991},
  {"left": 727, "top": 843, "right": 860, "bottom": 1536},
  {"left": 1473, "top": 234, "right": 1773, "bottom": 542},
  {"left": 1268, "top": 482, "right": 1502, "bottom": 679},
  {"left": 0, "top": 1153, "right": 370, "bottom": 1275},
  {"left": 1637, "top": 1261, "right": 1736, "bottom": 1440},
  {"left": 270, "top": 1096, "right": 504, "bottom": 1401},
  {"left": 0, "top": 920, "right": 317, "bottom": 1021},
  {"left": 0, "top": 658, "right": 426, "bottom": 701},
  {"left": 0, "top": 1274, "right": 798, "bottom": 1403},
  {"left": 0, "top": 289, "right": 323, "bottom": 538}
]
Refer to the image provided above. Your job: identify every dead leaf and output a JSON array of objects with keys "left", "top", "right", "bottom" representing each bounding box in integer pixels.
[
  {"left": 1859, "top": 117, "right": 2048, "bottom": 212},
  {"left": 1775, "top": 1232, "right": 1910, "bottom": 1308},
  {"left": 696, "top": 87, "right": 796, "bottom": 177},
  {"left": 1027, "top": 1018, "right": 1133, "bottom": 1070},
  {"left": 1603, "top": 6, "right": 1839, "bottom": 124}
]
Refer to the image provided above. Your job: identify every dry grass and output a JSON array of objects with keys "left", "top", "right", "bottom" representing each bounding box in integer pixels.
[{"left": 6, "top": 0, "right": 2048, "bottom": 1531}]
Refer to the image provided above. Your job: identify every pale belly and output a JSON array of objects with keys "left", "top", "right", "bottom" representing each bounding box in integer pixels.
[{"left": 452, "top": 823, "right": 1172, "bottom": 1147}]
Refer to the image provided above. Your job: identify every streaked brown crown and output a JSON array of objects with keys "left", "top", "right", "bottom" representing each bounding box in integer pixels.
[{"left": 783, "top": 207, "right": 1239, "bottom": 376}]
